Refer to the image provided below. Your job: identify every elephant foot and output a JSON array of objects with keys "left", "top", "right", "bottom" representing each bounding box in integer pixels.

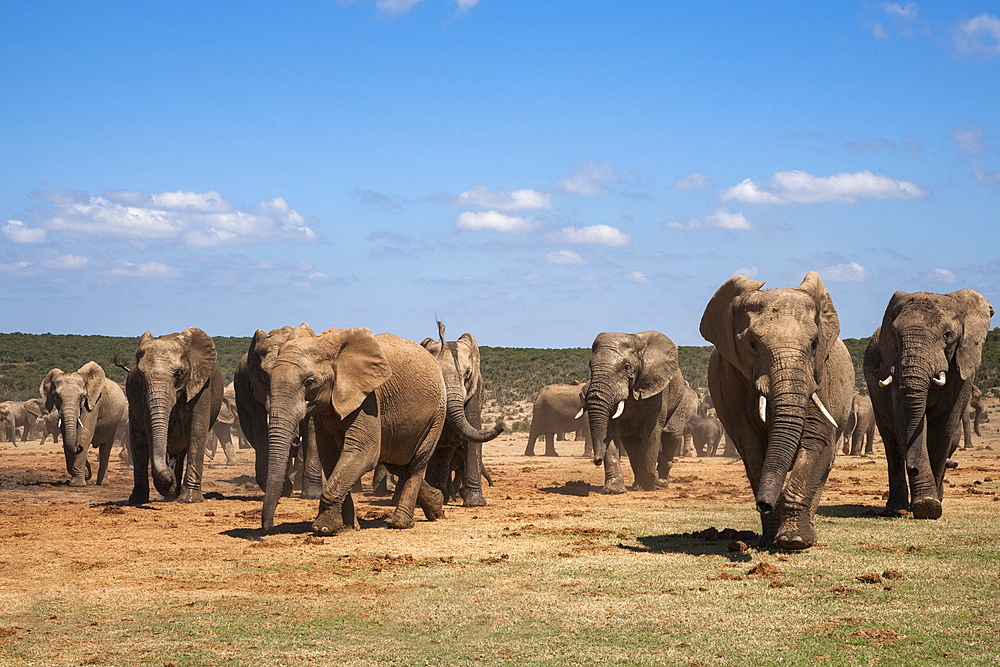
[
  {"left": 177, "top": 488, "right": 205, "bottom": 503},
  {"left": 544, "top": 451, "right": 559, "bottom": 457},
  {"left": 911, "top": 497, "right": 942, "bottom": 520},
  {"left": 312, "top": 508, "right": 345, "bottom": 535},
  {"left": 387, "top": 509, "right": 415, "bottom": 529},
  {"left": 460, "top": 489, "right": 487, "bottom": 507},
  {"left": 300, "top": 488, "right": 322, "bottom": 500},
  {"left": 654, "top": 477, "right": 671, "bottom": 488},
  {"left": 601, "top": 482, "right": 627, "bottom": 495},
  {"left": 68, "top": 477, "right": 88, "bottom": 488},
  {"left": 127, "top": 491, "right": 150, "bottom": 505},
  {"left": 523, "top": 449, "right": 535, "bottom": 456},
  {"left": 771, "top": 533, "right": 814, "bottom": 550}
]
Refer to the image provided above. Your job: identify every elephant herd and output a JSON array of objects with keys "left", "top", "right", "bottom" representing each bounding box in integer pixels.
[{"left": 2, "top": 273, "right": 994, "bottom": 552}]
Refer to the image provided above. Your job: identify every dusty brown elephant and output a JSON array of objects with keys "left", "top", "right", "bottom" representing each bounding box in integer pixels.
[
  {"left": 206, "top": 383, "right": 239, "bottom": 465},
  {"left": 864, "top": 289, "right": 993, "bottom": 519},
  {"left": 524, "top": 381, "right": 592, "bottom": 457},
  {"left": 40, "top": 362, "right": 127, "bottom": 486},
  {"left": 126, "top": 328, "right": 224, "bottom": 504},
  {"left": 234, "top": 324, "right": 323, "bottom": 498},
  {"left": 0, "top": 399, "right": 44, "bottom": 445},
  {"left": 842, "top": 393, "right": 875, "bottom": 456},
  {"left": 583, "top": 330, "right": 695, "bottom": 494},
  {"left": 961, "top": 384, "right": 984, "bottom": 450},
  {"left": 421, "top": 322, "right": 503, "bottom": 507},
  {"left": 261, "top": 328, "right": 447, "bottom": 535},
  {"left": 684, "top": 414, "right": 725, "bottom": 457},
  {"left": 38, "top": 408, "right": 61, "bottom": 445},
  {"left": 700, "top": 272, "right": 854, "bottom": 550}
]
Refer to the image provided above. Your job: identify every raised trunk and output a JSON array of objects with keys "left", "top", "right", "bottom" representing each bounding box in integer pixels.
[
  {"left": 445, "top": 395, "right": 502, "bottom": 442},
  {"left": 147, "top": 384, "right": 176, "bottom": 498},
  {"left": 755, "top": 374, "right": 810, "bottom": 514},
  {"left": 261, "top": 411, "right": 300, "bottom": 531}
]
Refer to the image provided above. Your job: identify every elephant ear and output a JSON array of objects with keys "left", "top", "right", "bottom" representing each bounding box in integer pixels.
[
  {"left": 420, "top": 337, "right": 441, "bottom": 356},
  {"left": 700, "top": 275, "right": 766, "bottom": 370},
  {"left": 40, "top": 368, "right": 63, "bottom": 411},
  {"left": 632, "top": 331, "right": 679, "bottom": 400},
  {"left": 77, "top": 361, "right": 107, "bottom": 412},
  {"left": 178, "top": 327, "right": 218, "bottom": 398},
  {"left": 950, "top": 289, "right": 994, "bottom": 380},
  {"left": 877, "top": 291, "right": 909, "bottom": 367},
  {"left": 322, "top": 328, "right": 393, "bottom": 418},
  {"left": 457, "top": 333, "right": 481, "bottom": 392},
  {"left": 23, "top": 398, "right": 44, "bottom": 418},
  {"left": 796, "top": 272, "right": 841, "bottom": 383}
]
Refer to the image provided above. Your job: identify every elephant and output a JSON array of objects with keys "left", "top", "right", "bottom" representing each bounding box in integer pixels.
[
  {"left": 40, "top": 362, "right": 127, "bottom": 487},
  {"left": 684, "top": 415, "right": 725, "bottom": 457},
  {"left": 0, "top": 399, "right": 44, "bottom": 445},
  {"left": 125, "top": 327, "right": 224, "bottom": 504},
  {"left": 961, "top": 384, "right": 984, "bottom": 450},
  {"left": 261, "top": 328, "right": 448, "bottom": 535},
  {"left": 524, "top": 381, "right": 592, "bottom": 457},
  {"left": 700, "top": 272, "right": 854, "bottom": 550},
  {"left": 206, "top": 383, "right": 240, "bottom": 465},
  {"left": 234, "top": 324, "right": 323, "bottom": 499},
  {"left": 864, "top": 289, "right": 994, "bottom": 519},
  {"left": 842, "top": 393, "right": 875, "bottom": 456},
  {"left": 421, "top": 322, "right": 503, "bottom": 507},
  {"left": 583, "top": 330, "right": 695, "bottom": 494},
  {"left": 697, "top": 390, "right": 715, "bottom": 418},
  {"left": 38, "top": 408, "right": 61, "bottom": 445}
]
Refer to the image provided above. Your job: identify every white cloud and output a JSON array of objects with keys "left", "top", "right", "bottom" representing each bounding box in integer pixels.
[
  {"left": 545, "top": 250, "right": 585, "bottom": 265},
  {"left": 953, "top": 14, "right": 1000, "bottom": 58},
  {"left": 734, "top": 266, "right": 760, "bottom": 278},
  {"left": 30, "top": 187, "right": 320, "bottom": 247},
  {"left": 371, "top": 0, "right": 478, "bottom": 15},
  {"left": 106, "top": 260, "right": 183, "bottom": 278},
  {"left": 624, "top": 270, "right": 648, "bottom": 283},
  {"left": 883, "top": 3, "right": 917, "bottom": 20},
  {"left": 924, "top": 268, "right": 959, "bottom": 284},
  {"left": 973, "top": 165, "right": 1000, "bottom": 187},
  {"left": 544, "top": 224, "right": 631, "bottom": 246},
  {"left": 844, "top": 136, "right": 922, "bottom": 157},
  {"left": 2, "top": 220, "right": 46, "bottom": 243},
  {"left": 720, "top": 170, "right": 930, "bottom": 204},
  {"left": 819, "top": 262, "right": 871, "bottom": 282},
  {"left": 455, "top": 184, "right": 553, "bottom": 211},
  {"left": 559, "top": 161, "right": 617, "bottom": 196},
  {"left": 952, "top": 123, "right": 987, "bottom": 154},
  {"left": 43, "top": 254, "right": 89, "bottom": 270},
  {"left": 455, "top": 211, "right": 536, "bottom": 233},
  {"left": 675, "top": 172, "right": 713, "bottom": 191},
  {"left": 667, "top": 210, "right": 755, "bottom": 230}
]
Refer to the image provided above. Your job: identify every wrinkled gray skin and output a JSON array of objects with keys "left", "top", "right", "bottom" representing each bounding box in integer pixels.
[
  {"left": 684, "top": 415, "right": 724, "bottom": 457},
  {"left": 41, "top": 362, "right": 127, "bottom": 487},
  {"left": 583, "top": 331, "right": 694, "bottom": 494},
  {"left": 126, "top": 328, "right": 223, "bottom": 504},
  {"left": 864, "top": 289, "right": 993, "bottom": 519},
  {"left": 842, "top": 394, "right": 875, "bottom": 456},
  {"left": 961, "top": 384, "right": 984, "bottom": 450},
  {"left": 0, "top": 399, "right": 44, "bottom": 445},
  {"left": 525, "top": 381, "right": 592, "bottom": 457},
  {"left": 261, "top": 329, "right": 446, "bottom": 535},
  {"left": 234, "top": 324, "right": 324, "bottom": 499},
  {"left": 421, "top": 323, "right": 503, "bottom": 507},
  {"left": 701, "top": 272, "right": 854, "bottom": 550}
]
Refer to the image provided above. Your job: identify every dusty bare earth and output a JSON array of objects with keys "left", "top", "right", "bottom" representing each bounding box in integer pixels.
[{"left": 1, "top": 404, "right": 999, "bottom": 665}]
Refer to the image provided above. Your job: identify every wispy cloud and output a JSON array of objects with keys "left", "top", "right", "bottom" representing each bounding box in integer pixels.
[
  {"left": 42, "top": 254, "right": 89, "bottom": 270},
  {"left": 455, "top": 211, "right": 536, "bottom": 233},
  {"left": 819, "top": 262, "right": 871, "bottom": 282},
  {"left": 844, "top": 135, "right": 922, "bottom": 157},
  {"left": 667, "top": 210, "right": 755, "bottom": 230},
  {"left": 924, "top": 268, "right": 959, "bottom": 284},
  {"left": 870, "top": 2, "right": 922, "bottom": 39},
  {"left": 454, "top": 184, "right": 553, "bottom": 211},
  {"left": 544, "top": 224, "right": 631, "bottom": 246},
  {"left": 361, "top": 0, "right": 479, "bottom": 16},
  {"left": 558, "top": 161, "right": 648, "bottom": 197},
  {"left": 28, "top": 186, "right": 320, "bottom": 247},
  {"left": 106, "top": 260, "right": 183, "bottom": 278},
  {"left": 720, "top": 170, "right": 930, "bottom": 204},
  {"left": 624, "top": 270, "right": 648, "bottom": 283},
  {"left": 952, "top": 14, "right": 1000, "bottom": 58},
  {"left": 545, "top": 250, "right": 585, "bottom": 265},
  {"left": 354, "top": 188, "right": 405, "bottom": 213},
  {"left": 973, "top": 166, "right": 1000, "bottom": 187},
  {"left": 675, "top": 172, "right": 713, "bottom": 191},
  {"left": 3, "top": 220, "right": 46, "bottom": 244},
  {"left": 951, "top": 123, "right": 987, "bottom": 154}
]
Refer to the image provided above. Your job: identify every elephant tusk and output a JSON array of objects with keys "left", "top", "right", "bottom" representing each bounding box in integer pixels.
[
  {"left": 78, "top": 417, "right": 83, "bottom": 428},
  {"left": 812, "top": 393, "right": 838, "bottom": 428},
  {"left": 879, "top": 375, "right": 893, "bottom": 387},
  {"left": 575, "top": 408, "right": 584, "bottom": 419},
  {"left": 932, "top": 371, "right": 946, "bottom": 387},
  {"left": 758, "top": 395, "right": 767, "bottom": 423},
  {"left": 612, "top": 401, "right": 625, "bottom": 419},
  {"left": 58, "top": 417, "right": 62, "bottom": 428}
]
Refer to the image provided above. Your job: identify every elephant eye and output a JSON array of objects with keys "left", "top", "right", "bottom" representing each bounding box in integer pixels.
[
  {"left": 811, "top": 337, "right": 819, "bottom": 350},
  {"left": 943, "top": 330, "right": 953, "bottom": 341},
  {"left": 749, "top": 340, "right": 757, "bottom": 350},
  {"left": 304, "top": 377, "right": 317, "bottom": 389}
]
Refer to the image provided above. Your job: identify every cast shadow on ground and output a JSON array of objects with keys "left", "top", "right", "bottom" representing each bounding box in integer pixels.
[
  {"left": 222, "top": 516, "right": 389, "bottom": 542},
  {"left": 622, "top": 527, "right": 760, "bottom": 562},
  {"left": 816, "top": 503, "right": 893, "bottom": 519},
  {"left": 539, "top": 480, "right": 603, "bottom": 497}
]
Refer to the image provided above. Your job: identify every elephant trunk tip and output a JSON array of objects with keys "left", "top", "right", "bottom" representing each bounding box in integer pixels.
[
  {"left": 593, "top": 457, "right": 603, "bottom": 467},
  {"left": 755, "top": 482, "right": 782, "bottom": 515}
]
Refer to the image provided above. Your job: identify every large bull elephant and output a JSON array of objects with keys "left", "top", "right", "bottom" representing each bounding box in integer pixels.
[
  {"left": 864, "top": 289, "right": 993, "bottom": 519},
  {"left": 261, "top": 328, "right": 447, "bottom": 534},
  {"left": 524, "top": 381, "right": 592, "bottom": 457},
  {"left": 421, "top": 322, "right": 503, "bottom": 507},
  {"left": 700, "top": 272, "right": 854, "bottom": 550},
  {"left": 126, "top": 328, "right": 223, "bottom": 504},
  {"left": 40, "top": 362, "right": 127, "bottom": 486},
  {"left": 583, "top": 330, "right": 694, "bottom": 494},
  {"left": 0, "top": 399, "right": 44, "bottom": 445},
  {"left": 842, "top": 393, "right": 875, "bottom": 456}
]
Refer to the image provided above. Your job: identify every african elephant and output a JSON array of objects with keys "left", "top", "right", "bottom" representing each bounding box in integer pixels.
[
  {"left": 38, "top": 408, "right": 61, "bottom": 445},
  {"left": 524, "top": 381, "right": 592, "bottom": 457},
  {"left": 684, "top": 415, "right": 724, "bottom": 457},
  {"left": 700, "top": 272, "right": 854, "bottom": 550},
  {"left": 234, "top": 324, "right": 323, "bottom": 498},
  {"left": 126, "top": 327, "right": 223, "bottom": 504},
  {"left": 206, "top": 383, "right": 239, "bottom": 465},
  {"left": 261, "top": 328, "right": 447, "bottom": 535},
  {"left": 421, "top": 322, "right": 503, "bottom": 507},
  {"left": 842, "top": 393, "right": 875, "bottom": 456},
  {"left": 961, "top": 384, "right": 984, "bottom": 450},
  {"left": 40, "top": 362, "right": 127, "bottom": 486},
  {"left": 583, "top": 331, "right": 695, "bottom": 494},
  {"left": 0, "top": 399, "right": 44, "bottom": 445},
  {"left": 864, "top": 289, "right": 994, "bottom": 519}
]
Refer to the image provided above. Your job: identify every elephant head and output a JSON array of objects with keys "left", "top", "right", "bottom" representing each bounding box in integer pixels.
[
  {"left": 700, "top": 272, "right": 842, "bottom": 514},
  {"left": 130, "top": 328, "right": 218, "bottom": 498},
  {"left": 583, "top": 331, "right": 679, "bottom": 467},
  {"left": 41, "top": 362, "right": 107, "bottom": 457},
  {"left": 261, "top": 327, "right": 392, "bottom": 531}
]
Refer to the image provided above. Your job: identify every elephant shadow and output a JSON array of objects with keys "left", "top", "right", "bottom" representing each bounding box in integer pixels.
[
  {"left": 221, "top": 516, "right": 391, "bottom": 541},
  {"left": 624, "top": 528, "right": 760, "bottom": 561},
  {"left": 539, "top": 480, "right": 602, "bottom": 497},
  {"left": 816, "top": 503, "right": 904, "bottom": 519}
]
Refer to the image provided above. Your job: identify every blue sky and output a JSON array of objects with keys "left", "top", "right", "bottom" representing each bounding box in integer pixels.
[{"left": 1, "top": 1, "right": 998, "bottom": 347}]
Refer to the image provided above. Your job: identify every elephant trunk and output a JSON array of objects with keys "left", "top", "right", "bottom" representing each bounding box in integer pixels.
[
  {"left": 261, "top": 396, "right": 304, "bottom": 531},
  {"left": 898, "top": 370, "right": 931, "bottom": 476},
  {"left": 60, "top": 402, "right": 83, "bottom": 455},
  {"left": 755, "top": 369, "right": 811, "bottom": 514},
  {"left": 445, "top": 394, "right": 502, "bottom": 442},
  {"left": 147, "top": 383, "right": 177, "bottom": 498},
  {"left": 585, "top": 377, "right": 620, "bottom": 466},
  {"left": 973, "top": 402, "right": 983, "bottom": 438}
]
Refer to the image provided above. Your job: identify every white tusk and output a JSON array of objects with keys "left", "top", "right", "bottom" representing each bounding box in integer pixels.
[
  {"left": 58, "top": 417, "right": 62, "bottom": 428},
  {"left": 612, "top": 401, "right": 625, "bottom": 419},
  {"left": 812, "top": 393, "right": 838, "bottom": 428},
  {"left": 879, "top": 375, "right": 893, "bottom": 387},
  {"left": 266, "top": 414, "right": 270, "bottom": 426},
  {"left": 575, "top": 408, "right": 584, "bottom": 419},
  {"left": 78, "top": 417, "right": 83, "bottom": 428},
  {"left": 932, "top": 372, "right": 946, "bottom": 387},
  {"left": 758, "top": 395, "right": 767, "bottom": 423}
]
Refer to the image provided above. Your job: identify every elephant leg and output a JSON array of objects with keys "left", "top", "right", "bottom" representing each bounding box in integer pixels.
[
  {"left": 95, "top": 440, "right": 113, "bottom": 486},
  {"left": 416, "top": 479, "right": 446, "bottom": 521},
  {"left": 372, "top": 463, "right": 392, "bottom": 496},
  {"left": 128, "top": 429, "right": 151, "bottom": 505},
  {"left": 600, "top": 438, "right": 627, "bottom": 494},
  {"left": 623, "top": 433, "right": 657, "bottom": 491},
  {"left": 221, "top": 432, "right": 237, "bottom": 465},
  {"left": 341, "top": 491, "right": 359, "bottom": 530},
  {"left": 656, "top": 432, "right": 682, "bottom": 488},
  {"left": 177, "top": 432, "right": 206, "bottom": 504},
  {"left": 524, "top": 432, "right": 539, "bottom": 456},
  {"left": 314, "top": 426, "right": 379, "bottom": 535},
  {"left": 881, "top": 428, "right": 909, "bottom": 515},
  {"left": 771, "top": 420, "right": 835, "bottom": 550},
  {"left": 904, "top": 418, "right": 942, "bottom": 519},
  {"left": 864, "top": 428, "right": 875, "bottom": 456},
  {"left": 299, "top": 419, "right": 324, "bottom": 499},
  {"left": 544, "top": 433, "right": 557, "bottom": 457},
  {"left": 460, "top": 440, "right": 486, "bottom": 507},
  {"left": 64, "top": 445, "right": 89, "bottom": 487},
  {"left": 850, "top": 429, "right": 863, "bottom": 456}
]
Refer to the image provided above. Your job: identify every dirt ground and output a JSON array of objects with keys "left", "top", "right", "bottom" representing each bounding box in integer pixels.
[{"left": 1, "top": 403, "right": 999, "bottom": 664}]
